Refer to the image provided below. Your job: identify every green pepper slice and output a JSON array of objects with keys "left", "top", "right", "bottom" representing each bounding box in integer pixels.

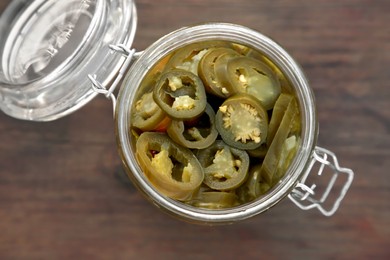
[
  {"left": 132, "top": 91, "right": 171, "bottom": 131},
  {"left": 247, "top": 50, "right": 294, "bottom": 93},
  {"left": 237, "top": 164, "right": 271, "bottom": 203},
  {"left": 223, "top": 56, "right": 281, "bottom": 110},
  {"left": 186, "top": 186, "right": 239, "bottom": 209},
  {"left": 132, "top": 59, "right": 173, "bottom": 131},
  {"left": 136, "top": 132, "right": 204, "bottom": 201},
  {"left": 230, "top": 43, "right": 251, "bottom": 55},
  {"left": 247, "top": 143, "right": 268, "bottom": 159},
  {"left": 215, "top": 93, "right": 268, "bottom": 150},
  {"left": 266, "top": 93, "right": 294, "bottom": 147},
  {"left": 260, "top": 97, "right": 300, "bottom": 185},
  {"left": 164, "top": 41, "right": 231, "bottom": 75},
  {"left": 153, "top": 69, "right": 207, "bottom": 120},
  {"left": 274, "top": 135, "right": 299, "bottom": 181},
  {"left": 213, "top": 51, "right": 242, "bottom": 97},
  {"left": 167, "top": 103, "right": 218, "bottom": 149},
  {"left": 198, "top": 47, "right": 241, "bottom": 98},
  {"left": 197, "top": 140, "right": 250, "bottom": 191}
]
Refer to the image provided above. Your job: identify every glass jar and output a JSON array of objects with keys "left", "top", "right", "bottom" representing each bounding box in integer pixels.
[
  {"left": 116, "top": 23, "right": 354, "bottom": 224},
  {"left": 0, "top": 1, "right": 353, "bottom": 225}
]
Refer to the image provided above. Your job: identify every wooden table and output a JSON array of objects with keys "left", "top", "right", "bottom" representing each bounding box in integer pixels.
[{"left": 1, "top": 0, "right": 389, "bottom": 259}]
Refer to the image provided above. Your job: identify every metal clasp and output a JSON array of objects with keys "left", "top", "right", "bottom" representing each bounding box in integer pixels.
[
  {"left": 88, "top": 44, "right": 141, "bottom": 116},
  {"left": 288, "top": 146, "right": 354, "bottom": 216}
]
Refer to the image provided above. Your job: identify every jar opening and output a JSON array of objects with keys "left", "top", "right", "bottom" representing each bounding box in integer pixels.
[{"left": 116, "top": 23, "right": 318, "bottom": 224}]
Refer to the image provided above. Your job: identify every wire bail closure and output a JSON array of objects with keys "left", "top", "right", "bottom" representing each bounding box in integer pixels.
[
  {"left": 88, "top": 44, "right": 138, "bottom": 117},
  {"left": 288, "top": 146, "right": 354, "bottom": 216}
]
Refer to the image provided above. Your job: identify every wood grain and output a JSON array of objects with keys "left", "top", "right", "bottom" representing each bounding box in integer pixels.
[{"left": 0, "top": 0, "right": 389, "bottom": 259}]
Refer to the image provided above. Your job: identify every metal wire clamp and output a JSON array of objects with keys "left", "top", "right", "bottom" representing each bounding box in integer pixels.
[
  {"left": 288, "top": 146, "right": 354, "bottom": 216},
  {"left": 88, "top": 44, "right": 139, "bottom": 116}
]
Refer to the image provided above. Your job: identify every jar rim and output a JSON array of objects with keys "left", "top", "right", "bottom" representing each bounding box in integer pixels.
[{"left": 116, "top": 23, "right": 318, "bottom": 224}]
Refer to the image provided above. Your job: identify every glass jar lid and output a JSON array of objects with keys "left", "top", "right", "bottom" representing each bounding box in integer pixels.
[{"left": 0, "top": 0, "right": 137, "bottom": 121}]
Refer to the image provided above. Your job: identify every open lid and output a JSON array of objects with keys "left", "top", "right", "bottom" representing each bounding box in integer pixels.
[{"left": 0, "top": 0, "right": 137, "bottom": 121}]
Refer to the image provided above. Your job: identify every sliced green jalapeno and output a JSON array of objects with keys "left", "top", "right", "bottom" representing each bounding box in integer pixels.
[
  {"left": 167, "top": 103, "right": 218, "bottom": 149},
  {"left": 267, "top": 93, "right": 293, "bottom": 147},
  {"left": 153, "top": 69, "right": 207, "bottom": 120},
  {"left": 260, "top": 97, "right": 300, "bottom": 185},
  {"left": 215, "top": 94, "right": 268, "bottom": 150},
  {"left": 231, "top": 43, "right": 251, "bottom": 55},
  {"left": 136, "top": 132, "right": 204, "bottom": 201},
  {"left": 274, "top": 135, "right": 299, "bottom": 181},
  {"left": 237, "top": 164, "right": 271, "bottom": 203},
  {"left": 222, "top": 56, "right": 281, "bottom": 110},
  {"left": 164, "top": 41, "right": 230, "bottom": 75},
  {"left": 213, "top": 51, "right": 242, "bottom": 97},
  {"left": 198, "top": 47, "right": 241, "bottom": 98},
  {"left": 247, "top": 50, "right": 294, "bottom": 93},
  {"left": 197, "top": 140, "right": 250, "bottom": 191},
  {"left": 186, "top": 186, "right": 239, "bottom": 209},
  {"left": 247, "top": 143, "right": 268, "bottom": 158},
  {"left": 132, "top": 91, "right": 171, "bottom": 131},
  {"left": 290, "top": 105, "right": 302, "bottom": 136}
]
